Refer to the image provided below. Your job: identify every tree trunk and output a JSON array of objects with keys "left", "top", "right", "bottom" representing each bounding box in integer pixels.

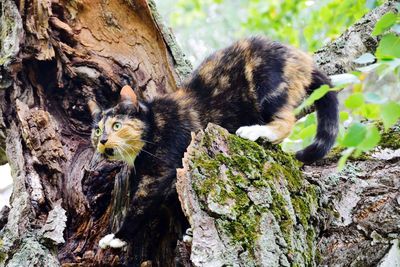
[
  {"left": 0, "top": 0, "right": 398, "bottom": 267},
  {"left": 0, "top": 0, "right": 191, "bottom": 266}
]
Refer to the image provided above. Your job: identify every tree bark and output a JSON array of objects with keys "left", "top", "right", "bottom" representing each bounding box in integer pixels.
[
  {"left": 0, "top": 0, "right": 191, "bottom": 266},
  {"left": 0, "top": 0, "right": 398, "bottom": 267},
  {"left": 177, "top": 123, "right": 400, "bottom": 266}
]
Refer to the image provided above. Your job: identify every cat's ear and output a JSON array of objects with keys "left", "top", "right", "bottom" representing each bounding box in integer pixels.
[
  {"left": 120, "top": 85, "right": 139, "bottom": 109},
  {"left": 88, "top": 100, "right": 101, "bottom": 117}
]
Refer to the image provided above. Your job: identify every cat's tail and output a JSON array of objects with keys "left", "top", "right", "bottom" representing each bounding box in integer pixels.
[{"left": 295, "top": 70, "right": 339, "bottom": 164}]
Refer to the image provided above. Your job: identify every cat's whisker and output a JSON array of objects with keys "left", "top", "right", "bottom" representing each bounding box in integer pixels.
[
  {"left": 116, "top": 143, "right": 136, "bottom": 166},
  {"left": 123, "top": 143, "right": 166, "bottom": 163},
  {"left": 141, "top": 139, "right": 156, "bottom": 145}
]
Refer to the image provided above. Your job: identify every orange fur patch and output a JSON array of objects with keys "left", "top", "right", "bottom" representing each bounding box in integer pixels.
[
  {"left": 283, "top": 49, "right": 313, "bottom": 107},
  {"left": 95, "top": 117, "right": 145, "bottom": 165},
  {"left": 266, "top": 107, "right": 296, "bottom": 143}
]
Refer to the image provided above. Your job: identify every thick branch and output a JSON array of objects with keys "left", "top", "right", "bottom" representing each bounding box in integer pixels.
[
  {"left": 314, "top": 0, "right": 399, "bottom": 75},
  {"left": 177, "top": 124, "right": 400, "bottom": 266},
  {"left": 177, "top": 124, "right": 319, "bottom": 266}
]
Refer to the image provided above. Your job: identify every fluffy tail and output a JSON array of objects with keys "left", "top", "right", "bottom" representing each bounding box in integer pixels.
[{"left": 295, "top": 70, "right": 339, "bottom": 164}]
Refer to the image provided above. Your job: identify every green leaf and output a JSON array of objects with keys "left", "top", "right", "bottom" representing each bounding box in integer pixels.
[
  {"left": 375, "top": 34, "right": 400, "bottom": 59},
  {"left": 344, "top": 93, "right": 364, "bottom": 109},
  {"left": 339, "top": 111, "right": 349, "bottom": 122},
  {"left": 338, "top": 147, "right": 355, "bottom": 171},
  {"left": 303, "top": 113, "right": 316, "bottom": 127},
  {"left": 357, "top": 63, "right": 380, "bottom": 72},
  {"left": 366, "top": 0, "right": 378, "bottom": 9},
  {"left": 359, "top": 104, "right": 380, "bottom": 120},
  {"left": 376, "top": 59, "right": 400, "bottom": 80},
  {"left": 381, "top": 101, "right": 400, "bottom": 130},
  {"left": 364, "top": 92, "right": 384, "bottom": 104},
  {"left": 305, "top": 85, "right": 330, "bottom": 105},
  {"left": 358, "top": 125, "right": 381, "bottom": 151},
  {"left": 330, "top": 74, "right": 360, "bottom": 86},
  {"left": 353, "top": 53, "right": 376, "bottom": 64},
  {"left": 342, "top": 123, "right": 367, "bottom": 147},
  {"left": 295, "top": 85, "right": 330, "bottom": 113},
  {"left": 281, "top": 139, "right": 304, "bottom": 153},
  {"left": 372, "top": 12, "right": 397, "bottom": 36},
  {"left": 298, "top": 124, "right": 317, "bottom": 140}
]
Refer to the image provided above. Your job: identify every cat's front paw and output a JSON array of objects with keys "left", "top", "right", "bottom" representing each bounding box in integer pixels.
[
  {"left": 236, "top": 125, "right": 262, "bottom": 141},
  {"left": 183, "top": 228, "right": 193, "bottom": 243},
  {"left": 99, "top": 233, "right": 127, "bottom": 249},
  {"left": 236, "top": 125, "right": 279, "bottom": 142}
]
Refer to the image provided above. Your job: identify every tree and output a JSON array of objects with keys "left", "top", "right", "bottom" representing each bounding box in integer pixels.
[
  {"left": 0, "top": 0, "right": 398, "bottom": 266},
  {"left": 0, "top": 0, "right": 191, "bottom": 265}
]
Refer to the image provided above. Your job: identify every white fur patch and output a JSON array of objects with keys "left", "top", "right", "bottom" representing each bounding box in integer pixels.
[
  {"left": 236, "top": 125, "right": 279, "bottom": 142},
  {"left": 99, "top": 233, "right": 127, "bottom": 249},
  {"left": 183, "top": 227, "right": 193, "bottom": 243},
  {"left": 109, "top": 238, "right": 127, "bottom": 248}
]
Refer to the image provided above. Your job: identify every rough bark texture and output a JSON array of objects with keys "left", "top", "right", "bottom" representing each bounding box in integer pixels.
[
  {"left": 177, "top": 125, "right": 319, "bottom": 266},
  {"left": 0, "top": 0, "right": 399, "bottom": 267},
  {"left": 177, "top": 124, "right": 400, "bottom": 266},
  {"left": 0, "top": 0, "right": 191, "bottom": 266}
]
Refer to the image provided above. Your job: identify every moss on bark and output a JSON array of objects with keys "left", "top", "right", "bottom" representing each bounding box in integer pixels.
[{"left": 186, "top": 124, "right": 319, "bottom": 266}]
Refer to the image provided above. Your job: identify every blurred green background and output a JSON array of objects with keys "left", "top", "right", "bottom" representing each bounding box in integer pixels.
[{"left": 155, "top": 0, "right": 384, "bottom": 66}]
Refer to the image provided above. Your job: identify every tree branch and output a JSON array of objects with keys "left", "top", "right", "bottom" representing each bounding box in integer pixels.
[{"left": 314, "top": 0, "right": 399, "bottom": 75}]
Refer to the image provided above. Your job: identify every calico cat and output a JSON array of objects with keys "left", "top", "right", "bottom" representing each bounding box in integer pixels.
[{"left": 89, "top": 36, "right": 338, "bottom": 248}]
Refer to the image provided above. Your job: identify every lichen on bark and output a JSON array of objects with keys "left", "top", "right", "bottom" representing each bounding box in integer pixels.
[{"left": 177, "top": 124, "right": 319, "bottom": 266}]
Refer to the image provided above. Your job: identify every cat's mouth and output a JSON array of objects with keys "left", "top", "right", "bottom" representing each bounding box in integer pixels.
[
  {"left": 104, "top": 147, "right": 114, "bottom": 157},
  {"left": 96, "top": 142, "right": 140, "bottom": 166},
  {"left": 97, "top": 144, "right": 115, "bottom": 158}
]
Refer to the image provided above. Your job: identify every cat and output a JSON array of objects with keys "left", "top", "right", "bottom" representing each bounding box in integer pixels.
[{"left": 88, "top": 36, "right": 338, "bottom": 248}]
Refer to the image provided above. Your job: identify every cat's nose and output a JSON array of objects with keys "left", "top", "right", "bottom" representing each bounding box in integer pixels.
[{"left": 100, "top": 138, "right": 108, "bottom": 145}]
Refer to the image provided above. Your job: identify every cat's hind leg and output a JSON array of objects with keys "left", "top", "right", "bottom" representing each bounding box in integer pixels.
[{"left": 236, "top": 109, "right": 295, "bottom": 144}]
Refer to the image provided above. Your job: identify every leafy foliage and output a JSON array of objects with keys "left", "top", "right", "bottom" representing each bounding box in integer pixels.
[{"left": 156, "top": 0, "right": 384, "bottom": 64}]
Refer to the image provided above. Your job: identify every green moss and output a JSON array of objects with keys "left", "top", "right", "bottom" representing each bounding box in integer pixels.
[
  {"left": 191, "top": 127, "right": 319, "bottom": 262},
  {"left": 379, "top": 124, "right": 400, "bottom": 149},
  {"left": 327, "top": 145, "right": 375, "bottom": 161},
  {"left": 192, "top": 134, "right": 270, "bottom": 257},
  {"left": 192, "top": 154, "right": 220, "bottom": 199},
  {"left": 305, "top": 228, "right": 316, "bottom": 265},
  {"left": 218, "top": 209, "right": 261, "bottom": 254},
  {"left": 0, "top": 239, "right": 6, "bottom": 263},
  {"left": 227, "top": 170, "right": 249, "bottom": 189},
  {"left": 292, "top": 197, "right": 309, "bottom": 227},
  {"left": 227, "top": 135, "right": 269, "bottom": 164},
  {"left": 292, "top": 185, "right": 317, "bottom": 228},
  {"left": 269, "top": 188, "right": 295, "bottom": 247}
]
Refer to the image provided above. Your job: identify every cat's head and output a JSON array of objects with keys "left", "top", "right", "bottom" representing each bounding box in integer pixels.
[{"left": 88, "top": 85, "right": 148, "bottom": 166}]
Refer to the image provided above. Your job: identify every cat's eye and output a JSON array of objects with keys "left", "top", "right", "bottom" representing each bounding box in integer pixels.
[
  {"left": 113, "top": 122, "right": 122, "bottom": 131},
  {"left": 94, "top": 128, "right": 102, "bottom": 136}
]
